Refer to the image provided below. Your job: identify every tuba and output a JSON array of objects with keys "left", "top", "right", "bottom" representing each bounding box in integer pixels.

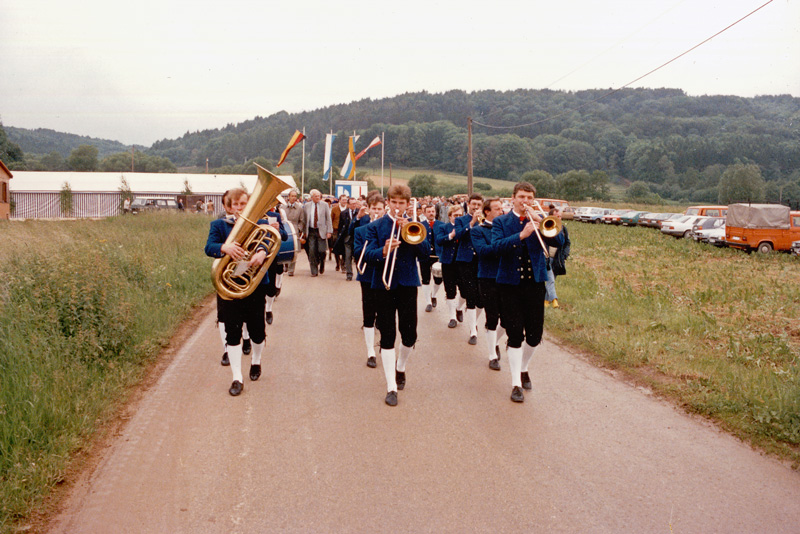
[{"left": 211, "top": 163, "right": 293, "bottom": 300}]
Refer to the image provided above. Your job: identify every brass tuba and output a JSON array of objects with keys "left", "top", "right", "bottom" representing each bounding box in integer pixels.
[{"left": 211, "top": 163, "right": 293, "bottom": 300}]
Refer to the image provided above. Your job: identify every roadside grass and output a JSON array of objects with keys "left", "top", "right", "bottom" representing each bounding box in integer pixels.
[
  {"left": 547, "top": 221, "right": 800, "bottom": 465},
  {"left": 0, "top": 213, "right": 213, "bottom": 532}
]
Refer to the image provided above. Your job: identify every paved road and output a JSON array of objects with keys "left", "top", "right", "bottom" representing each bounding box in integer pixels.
[{"left": 49, "top": 257, "right": 800, "bottom": 533}]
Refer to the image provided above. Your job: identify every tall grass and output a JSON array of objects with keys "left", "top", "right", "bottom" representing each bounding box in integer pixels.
[
  {"left": 547, "top": 222, "right": 800, "bottom": 464},
  {"left": 0, "top": 213, "right": 213, "bottom": 531}
]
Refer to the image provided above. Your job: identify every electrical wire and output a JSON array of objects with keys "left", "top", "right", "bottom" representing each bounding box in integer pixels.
[{"left": 473, "top": 0, "right": 775, "bottom": 131}]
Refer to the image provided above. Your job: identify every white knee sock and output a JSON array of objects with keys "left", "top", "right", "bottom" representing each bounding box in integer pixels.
[
  {"left": 507, "top": 346, "right": 523, "bottom": 388},
  {"left": 422, "top": 284, "right": 432, "bottom": 305},
  {"left": 218, "top": 322, "right": 227, "bottom": 348},
  {"left": 485, "top": 328, "right": 498, "bottom": 360},
  {"left": 447, "top": 299, "right": 457, "bottom": 321},
  {"left": 275, "top": 273, "right": 283, "bottom": 289},
  {"left": 228, "top": 344, "right": 243, "bottom": 383},
  {"left": 457, "top": 296, "right": 466, "bottom": 311},
  {"left": 432, "top": 281, "right": 441, "bottom": 299},
  {"left": 522, "top": 343, "right": 538, "bottom": 372},
  {"left": 396, "top": 344, "right": 413, "bottom": 372},
  {"left": 496, "top": 325, "right": 506, "bottom": 347},
  {"left": 251, "top": 341, "right": 263, "bottom": 365},
  {"left": 265, "top": 295, "right": 275, "bottom": 313},
  {"left": 381, "top": 348, "right": 397, "bottom": 392},
  {"left": 242, "top": 323, "right": 250, "bottom": 342},
  {"left": 364, "top": 327, "right": 376, "bottom": 357},
  {"left": 466, "top": 308, "right": 477, "bottom": 336}
]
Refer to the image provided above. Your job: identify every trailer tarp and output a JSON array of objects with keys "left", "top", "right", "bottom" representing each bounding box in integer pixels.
[{"left": 727, "top": 203, "right": 790, "bottom": 229}]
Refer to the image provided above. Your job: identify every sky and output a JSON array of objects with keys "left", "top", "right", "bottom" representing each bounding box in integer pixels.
[{"left": 1, "top": 0, "right": 798, "bottom": 147}]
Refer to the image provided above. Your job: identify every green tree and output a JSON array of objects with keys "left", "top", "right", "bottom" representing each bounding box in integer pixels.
[
  {"left": 181, "top": 179, "right": 193, "bottom": 195},
  {"left": 718, "top": 163, "right": 765, "bottom": 204},
  {"left": 520, "top": 170, "right": 557, "bottom": 198},
  {"left": 408, "top": 174, "right": 438, "bottom": 197},
  {"left": 0, "top": 122, "right": 24, "bottom": 165},
  {"left": 119, "top": 176, "right": 134, "bottom": 208},
  {"left": 626, "top": 181, "right": 652, "bottom": 200},
  {"left": 41, "top": 151, "right": 67, "bottom": 171},
  {"left": 60, "top": 182, "right": 73, "bottom": 216},
  {"left": 67, "top": 145, "right": 99, "bottom": 171}
]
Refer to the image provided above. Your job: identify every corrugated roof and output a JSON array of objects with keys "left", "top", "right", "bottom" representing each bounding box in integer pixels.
[{"left": 9, "top": 171, "right": 297, "bottom": 194}]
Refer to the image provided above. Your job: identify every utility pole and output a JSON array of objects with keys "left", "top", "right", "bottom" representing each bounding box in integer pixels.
[
  {"left": 131, "top": 146, "right": 135, "bottom": 172},
  {"left": 467, "top": 117, "right": 473, "bottom": 195}
]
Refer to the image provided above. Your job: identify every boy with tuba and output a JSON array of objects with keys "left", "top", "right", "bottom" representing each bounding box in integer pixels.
[
  {"left": 363, "top": 185, "right": 430, "bottom": 406},
  {"left": 205, "top": 187, "right": 278, "bottom": 397}
]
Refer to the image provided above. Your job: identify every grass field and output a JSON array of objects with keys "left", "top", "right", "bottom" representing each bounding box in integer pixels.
[
  {"left": 361, "top": 166, "right": 514, "bottom": 192},
  {"left": 546, "top": 221, "right": 800, "bottom": 465},
  {"left": 0, "top": 213, "right": 213, "bottom": 533}
]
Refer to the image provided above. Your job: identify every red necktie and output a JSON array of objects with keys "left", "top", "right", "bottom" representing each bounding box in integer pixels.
[
  {"left": 314, "top": 203, "right": 318, "bottom": 228},
  {"left": 520, "top": 216, "right": 527, "bottom": 223}
]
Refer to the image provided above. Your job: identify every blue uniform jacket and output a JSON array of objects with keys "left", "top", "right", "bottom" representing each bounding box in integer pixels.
[
  {"left": 422, "top": 219, "right": 442, "bottom": 258},
  {"left": 434, "top": 221, "right": 458, "bottom": 265},
  {"left": 492, "top": 211, "right": 565, "bottom": 285},
  {"left": 453, "top": 213, "right": 477, "bottom": 262},
  {"left": 353, "top": 218, "right": 378, "bottom": 284},
  {"left": 471, "top": 221, "right": 499, "bottom": 280},
  {"left": 364, "top": 214, "right": 430, "bottom": 290},
  {"left": 205, "top": 216, "right": 276, "bottom": 286}
]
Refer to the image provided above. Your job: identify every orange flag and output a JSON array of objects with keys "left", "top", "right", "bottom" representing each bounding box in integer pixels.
[{"left": 277, "top": 130, "right": 306, "bottom": 167}]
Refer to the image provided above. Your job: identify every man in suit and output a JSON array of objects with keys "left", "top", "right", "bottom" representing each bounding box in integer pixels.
[
  {"left": 333, "top": 196, "right": 360, "bottom": 280},
  {"left": 471, "top": 198, "right": 505, "bottom": 370},
  {"left": 330, "top": 194, "right": 347, "bottom": 269},
  {"left": 302, "top": 189, "right": 333, "bottom": 277},
  {"left": 492, "top": 182, "right": 564, "bottom": 403},
  {"left": 364, "top": 185, "right": 430, "bottom": 406},
  {"left": 420, "top": 204, "right": 443, "bottom": 312},
  {"left": 283, "top": 189, "right": 305, "bottom": 276}
]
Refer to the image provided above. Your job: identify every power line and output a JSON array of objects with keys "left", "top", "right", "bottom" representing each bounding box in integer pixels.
[{"left": 473, "top": 0, "right": 775, "bottom": 131}]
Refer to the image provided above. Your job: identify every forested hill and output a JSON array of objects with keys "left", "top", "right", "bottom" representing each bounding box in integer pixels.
[
  {"left": 7, "top": 126, "right": 136, "bottom": 158},
  {"left": 147, "top": 88, "right": 799, "bottom": 191}
]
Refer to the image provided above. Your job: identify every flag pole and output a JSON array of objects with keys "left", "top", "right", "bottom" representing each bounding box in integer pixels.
[
  {"left": 380, "top": 132, "right": 385, "bottom": 196},
  {"left": 301, "top": 127, "right": 306, "bottom": 196},
  {"left": 329, "top": 130, "right": 333, "bottom": 196}
]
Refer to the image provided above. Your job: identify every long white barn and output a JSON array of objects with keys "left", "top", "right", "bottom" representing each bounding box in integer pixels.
[{"left": 9, "top": 171, "right": 296, "bottom": 219}]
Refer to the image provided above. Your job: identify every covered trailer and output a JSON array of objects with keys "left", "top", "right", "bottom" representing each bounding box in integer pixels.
[{"left": 725, "top": 203, "right": 800, "bottom": 253}]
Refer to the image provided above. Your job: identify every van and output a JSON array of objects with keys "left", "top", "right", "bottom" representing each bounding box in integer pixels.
[
  {"left": 725, "top": 203, "right": 800, "bottom": 253},
  {"left": 685, "top": 205, "right": 728, "bottom": 218},
  {"left": 536, "top": 198, "right": 572, "bottom": 219}
]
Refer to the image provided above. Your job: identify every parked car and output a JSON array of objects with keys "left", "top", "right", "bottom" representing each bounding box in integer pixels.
[
  {"left": 691, "top": 217, "right": 725, "bottom": 243},
  {"left": 536, "top": 198, "right": 571, "bottom": 214},
  {"left": 791, "top": 240, "right": 800, "bottom": 256},
  {"left": 638, "top": 212, "right": 672, "bottom": 229},
  {"left": 725, "top": 203, "right": 800, "bottom": 253},
  {"left": 602, "top": 209, "right": 632, "bottom": 225},
  {"left": 130, "top": 197, "right": 180, "bottom": 214},
  {"left": 685, "top": 205, "right": 728, "bottom": 218},
  {"left": 560, "top": 206, "right": 575, "bottom": 220},
  {"left": 576, "top": 207, "right": 612, "bottom": 223},
  {"left": 661, "top": 215, "right": 706, "bottom": 238},
  {"left": 620, "top": 211, "right": 647, "bottom": 226}
]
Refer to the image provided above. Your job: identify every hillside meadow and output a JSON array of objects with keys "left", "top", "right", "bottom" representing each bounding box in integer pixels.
[{"left": 0, "top": 212, "right": 798, "bottom": 530}]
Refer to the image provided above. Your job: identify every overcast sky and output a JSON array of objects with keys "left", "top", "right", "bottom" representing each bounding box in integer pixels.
[{"left": 1, "top": 0, "right": 798, "bottom": 147}]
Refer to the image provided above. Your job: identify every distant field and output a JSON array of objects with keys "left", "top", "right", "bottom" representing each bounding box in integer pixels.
[{"left": 360, "top": 167, "right": 515, "bottom": 192}]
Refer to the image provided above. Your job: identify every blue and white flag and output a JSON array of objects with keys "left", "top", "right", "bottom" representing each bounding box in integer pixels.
[{"left": 323, "top": 133, "right": 336, "bottom": 182}]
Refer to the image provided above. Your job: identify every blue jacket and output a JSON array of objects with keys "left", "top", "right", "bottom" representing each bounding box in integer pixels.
[
  {"left": 353, "top": 219, "right": 378, "bottom": 284},
  {"left": 205, "top": 216, "right": 274, "bottom": 285},
  {"left": 434, "top": 221, "right": 458, "bottom": 265},
  {"left": 453, "top": 213, "right": 478, "bottom": 262},
  {"left": 364, "top": 214, "right": 430, "bottom": 290},
  {"left": 421, "top": 218, "right": 443, "bottom": 259},
  {"left": 492, "top": 211, "right": 565, "bottom": 285},
  {"left": 471, "top": 221, "right": 499, "bottom": 280}
]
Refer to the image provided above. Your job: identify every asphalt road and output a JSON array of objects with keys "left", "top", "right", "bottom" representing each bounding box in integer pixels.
[{"left": 48, "top": 256, "right": 800, "bottom": 533}]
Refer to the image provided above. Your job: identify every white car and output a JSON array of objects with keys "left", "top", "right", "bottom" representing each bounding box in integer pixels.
[
  {"left": 691, "top": 217, "right": 725, "bottom": 243},
  {"left": 661, "top": 215, "right": 706, "bottom": 238}
]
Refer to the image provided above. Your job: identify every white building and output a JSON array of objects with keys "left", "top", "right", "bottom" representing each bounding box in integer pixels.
[{"left": 9, "top": 171, "right": 297, "bottom": 219}]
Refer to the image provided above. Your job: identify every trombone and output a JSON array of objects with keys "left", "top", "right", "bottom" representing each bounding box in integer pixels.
[
  {"left": 522, "top": 200, "right": 563, "bottom": 258},
  {"left": 355, "top": 212, "right": 379, "bottom": 275},
  {"left": 381, "top": 200, "right": 427, "bottom": 290}
]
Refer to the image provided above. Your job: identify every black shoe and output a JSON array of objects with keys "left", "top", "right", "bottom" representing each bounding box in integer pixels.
[
  {"left": 425, "top": 304, "right": 433, "bottom": 312},
  {"left": 396, "top": 370, "right": 406, "bottom": 390},
  {"left": 221, "top": 352, "right": 230, "bottom": 366},
  {"left": 346, "top": 273, "right": 353, "bottom": 281},
  {"left": 521, "top": 372, "right": 532, "bottom": 390},
  {"left": 366, "top": 356, "right": 377, "bottom": 368},
  {"left": 311, "top": 272, "right": 318, "bottom": 277},
  {"left": 468, "top": 335, "right": 478, "bottom": 345},
  {"left": 242, "top": 339, "right": 251, "bottom": 355},
  {"left": 510, "top": 386, "right": 524, "bottom": 403},
  {"left": 249, "top": 364, "right": 261, "bottom": 381},
  {"left": 385, "top": 391, "right": 398, "bottom": 406},
  {"left": 265, "top": 311, "right": 273, "bottom": 325},
  {"left": 489, "top": 358, "right": 500, "bottom": 371},
  {"left": 431, "top": 297, "right": 437, "bottom": 308},
  {"left": 448, "top": 319, "right": 458, "bottom": 328},
  {"left": 456, "top": 309, "right": 464, "bottom": 322},
  {"left": 229, "top": 380, "right": 243, "bottom": 396}
]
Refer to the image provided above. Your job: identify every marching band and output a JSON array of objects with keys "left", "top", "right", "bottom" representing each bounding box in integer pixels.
[{"left": 206, "top": 180, "right": 564, "bottom": 405}]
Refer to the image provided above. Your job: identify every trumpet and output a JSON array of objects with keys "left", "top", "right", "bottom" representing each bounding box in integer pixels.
[
  {"left": 355, "top": 212, "right": 379, "bottom": 275},
  {"left": 382, "top": 200, "right": 427, "bottom": 290},
  {"left": 522, "top": 200, "right": 563, "bottom": 258}
]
